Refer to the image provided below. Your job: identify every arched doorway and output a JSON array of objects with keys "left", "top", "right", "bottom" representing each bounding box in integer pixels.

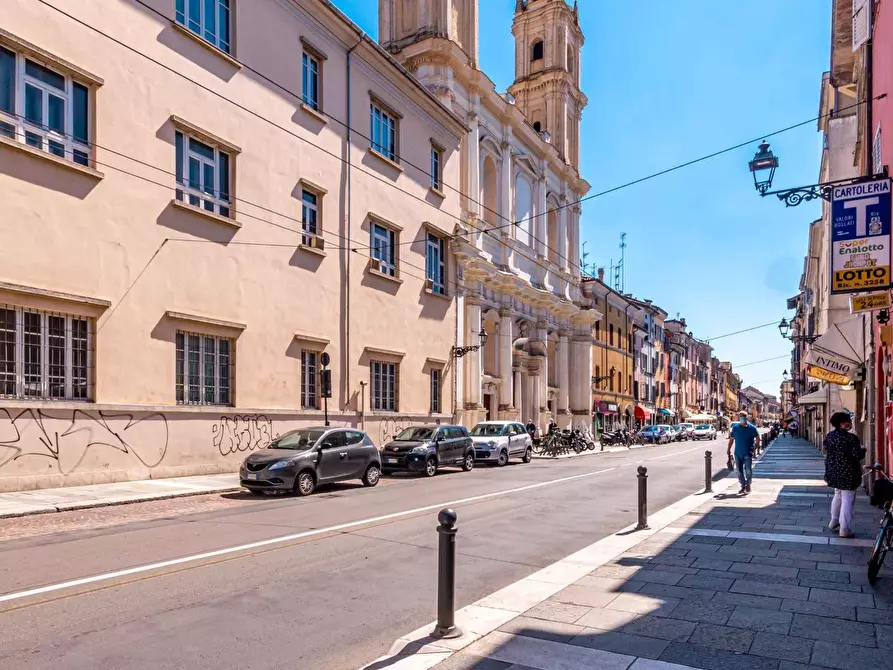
[
  {"left": 481, "top": 155, "right": 498, "bottom": 227},
  {"left": 481, "top": 309, "right": 500, "bottom": 420}
]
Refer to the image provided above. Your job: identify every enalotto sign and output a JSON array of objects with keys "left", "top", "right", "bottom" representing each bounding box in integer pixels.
[{"left": 831, "top": 178, "right": 892, "bottom": 294}]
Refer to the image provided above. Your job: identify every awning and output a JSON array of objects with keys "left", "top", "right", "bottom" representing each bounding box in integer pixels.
[
  {"left": 797, "top": 383, "right": 853, "bottom": 415},
  {"left": 682, "top": 409, "right": 696, "bottom": 420},
  {"left": 804, "top": 315, "right": 866, "bottom": 384},
  {"left": 797, "top": 388, "right": 828, "bottom": 404},
  {"left": 634, "top": 406, "right": 649, "bottom": 420},
  {"left": 658, "top": 408, "right": 672, "bottom": 416},
  {"left": 689, "top": 413, "right": 715, "bottom": 422}
]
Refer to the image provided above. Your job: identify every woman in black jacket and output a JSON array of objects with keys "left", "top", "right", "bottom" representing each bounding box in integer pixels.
[{"left": 824, "top": 411, "right": 866, "bottom": 538}]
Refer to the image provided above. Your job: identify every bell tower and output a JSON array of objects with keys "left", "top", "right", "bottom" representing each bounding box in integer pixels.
[
  {"left": 508, "top": 0, "right": 587, "bottom": 169},
  {"left": 379, "top": 0, "right": 479, "bottom": 69}
]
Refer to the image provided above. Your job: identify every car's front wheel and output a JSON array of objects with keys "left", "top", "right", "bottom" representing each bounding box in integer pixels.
[
  {"left": 462, "top": 451, "right": 475, "bottom": 471},
  {"left": 363, "top": 464, "right": 381, "bottom": 487},
  {"left": 497, "top": 449, "right": 509, "bottom": 467},
  {"left": 294, "top": 471, "right": 316, "bottom": 496},
  {"left": 424, "top": 457, "right": 438, "bottom": 477},
  {"left": 522, "top": 447, "right": 533, "bottom": 463}
]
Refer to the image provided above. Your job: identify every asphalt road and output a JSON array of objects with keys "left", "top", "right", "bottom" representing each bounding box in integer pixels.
[{"left": 0, "top": 436, "right": 734, "bottom": 670}]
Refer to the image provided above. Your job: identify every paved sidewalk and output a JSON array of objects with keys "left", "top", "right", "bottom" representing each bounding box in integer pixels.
[
  {"left": 372, "top": 436, "right": 892, "bottom": 670},
  {"left": 0, "top": 473, "right": 240, "bottom": 518}
]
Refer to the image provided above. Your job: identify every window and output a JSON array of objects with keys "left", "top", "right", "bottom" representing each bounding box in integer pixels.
[
  {"left": 175, "top": 331, "right": 231, "bottom": 405},
  {"left": 609, "top": 324, "right": 614, "bottom": 347},
  {"left": 370, "top": 101, "right": 397, "bottom": 162},
  {"left": 175, "top": 0, "right": 231, "bottom": 54},
  {"left": 0, "top": 47, "right": 91, "bottom": 166},
  {"left": 371, "top": 360, "right": 397, "bottom": 412},
  {"left": 531, "top": 40, "right": 544, "bottom": 62},
  {"left": 371, "top": 222, "right": 397, "bottom": 277},
  {"left": 628, "top": 375, "right": 632, "bottom": 393},
  {"left": 301, "top": 189, "right": 318, "bottom": 245},
  {"left": 175, "top": 131, "right": 232, "bottom": 218},
  {"left": 595, "top": 366, "right": 600, "bottom": 385},
  {"left": 430, "top": 144, "right": 442, "bottom": 190},
  {"left": 609, "top": 372, "right": 614, "bottom": 392},
  {"left": 533, "top": 121, "right": 542, "bottom": 133},
  {"left": 873, "top": 125, "right": 883, "bottom": 175},
  {"left": 430, "top": 368, "right": 441, "bottom": 413},
  {"left": 302, "top": 52, "right": 320, "bottom": 111},
  {"left": 426, "top": 232, "right": 446, "bottom": 295},
  {"left": 595, "top": 321, "right": 600, "bottom": 341},
  {"left": 301, "top": 350, "right": 318, "bottom": 409},
  {"left": 0, "top": 306, "right": 91, "bottom": 400}
]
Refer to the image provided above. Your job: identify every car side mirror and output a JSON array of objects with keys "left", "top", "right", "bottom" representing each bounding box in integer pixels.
[{"left": 319, "top": 442, "right": 332, "bottom": 450}]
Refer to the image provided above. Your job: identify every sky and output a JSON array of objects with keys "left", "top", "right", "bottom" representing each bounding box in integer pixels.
[{"left": 332, "top": 0, "right": 831, "bottom": 398}]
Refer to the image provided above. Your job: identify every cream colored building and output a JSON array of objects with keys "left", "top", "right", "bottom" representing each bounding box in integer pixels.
[
  {"left": 380, "top": 0, "right": 597, "bottom": 430},
  {"left": 0, "top": 0, "right": 468, "bottom": 491}
]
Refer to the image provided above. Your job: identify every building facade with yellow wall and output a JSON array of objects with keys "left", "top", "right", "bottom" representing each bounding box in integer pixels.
[{"left": 583, "top": 274, "right": 635, "bottom": 432}]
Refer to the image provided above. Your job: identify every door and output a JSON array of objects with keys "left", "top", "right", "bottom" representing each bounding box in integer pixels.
[
  {"left": 342, "top": 430, "right": 370, "bottom": 478},
  {"left": 507, "top": 424, "right": 521, "bottom": 455},
  {"left": 316, "top": 431, "right": 353, "bottom": 482}
]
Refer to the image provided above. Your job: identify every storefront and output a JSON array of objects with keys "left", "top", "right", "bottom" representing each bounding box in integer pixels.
[
  {"left": 634, "top": 405, "right": 651, "bottom": 428},
  {"left": 594, "top": 401, "right": 620, "bottom": 434}
]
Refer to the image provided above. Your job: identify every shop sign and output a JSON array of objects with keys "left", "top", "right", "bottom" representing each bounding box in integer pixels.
[
  {"left": 807, "top": 364, "right": 850, "bottom": 386},
  {"left": 831, "top": 178, "right": 892, "bottom": 294},
  {"left": 596, "top": 401, "right": 619, "bottom": 415},
  {"left": 850, "top": 291, "right": 892, "bottom": 313}
]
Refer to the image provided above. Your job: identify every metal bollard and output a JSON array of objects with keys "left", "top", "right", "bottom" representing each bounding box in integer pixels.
[
  {"left": 636, "top": 466, "right": 650, "bottom": 530},
  {"left": 432, "top": 508, "right": 461, "bottom": 639},
  {"left": 704, "top": 450, "right": 713, "bottom": 493}
]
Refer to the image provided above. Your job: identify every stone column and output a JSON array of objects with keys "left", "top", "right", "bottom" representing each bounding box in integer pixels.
[
  {"left": 465, "top": 302, "right": 482, "bottom": 409},
  {"left": 531, "top": 372, "right": 541, "bottom": 429},
  {"left": 513, "top": 368, "right": 522, "bottom": 416},
  {"left": 558, "top": 332, "right": 570, "bottom": 421},
  {"left": 558, "top": 199, "right": 568, "bottom": 272},
  {"left": 536, "top": 177, "right": 547, "bottom": 258},
  {"left": 537, "top": 321, "right": 549, "bottom": 413},
  {"left": 500, "top": 137, "right": 513, "bottom": 267},
  {"left": 467, "top": 106, "right": 481, "bottom": 248},
  {"left": 499, "top": 310, "right": 514, "bottom": 410}
]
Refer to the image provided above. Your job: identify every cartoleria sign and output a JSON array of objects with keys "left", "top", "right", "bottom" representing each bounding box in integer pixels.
[{"left": 831, "top": 178, "right": 892, "bottom": 294}]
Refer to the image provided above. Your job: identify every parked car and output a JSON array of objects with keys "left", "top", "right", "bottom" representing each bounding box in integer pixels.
[
  {"left": 679, "top": 423, "right": 695, "bottom": 439},
  {"left": 639, "top": 425, "right": 669, "bottom": 444},
  {"left": 470, "top": 421, "right": 533, "bottom": 466},
  {"left": 380, "top": 425, "right": 475, "bottom": 477},
  {"left": 658, "top": 425, "right": 677, "bottom": 442},
  {"left": 693, "top": 424, "right": 717, "bottom": 440},
  {"left": 240, "top": 427, "right": 381, "bottom": 496},
  {"left": 670, "top": 424, "right": 687, "bottom": 441}
]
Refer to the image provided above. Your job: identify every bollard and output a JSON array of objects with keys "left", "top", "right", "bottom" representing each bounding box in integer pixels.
[
  {"left": 431, "top": 508, "right": 461, "bottom": 639},
  {"left": 704, "top": 450, "right": 713, "bottom": 493},
  {"left": 636, "top": 466, "right": 650, "bottom": 530}
]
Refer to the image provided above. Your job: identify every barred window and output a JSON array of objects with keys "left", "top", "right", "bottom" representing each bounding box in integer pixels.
[
  {"left": 0, "top": 306, "right": 91, "bottom": 400},
  {"left": 175, "top": 331, "right": 231, "bottom": 405},
  {"left": 371, "top": 360, "right": 397, "bottom": 412},
  {"left": 301, "top": 350, "right": 318, "bottom": 409},
  {"left": 430, "top": 368, "right": 441, "bottom": 413}
]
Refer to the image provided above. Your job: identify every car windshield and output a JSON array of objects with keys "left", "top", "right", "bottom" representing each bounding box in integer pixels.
[
  {"left": 681, "top": 424, "right": 693, "bottom": 429},
  {"left": 395, "top": 427, "right": 437, "bottom": 441},
  {"left": 696, "top": 425, "right": 711, "bottom": 430},
  {"left": 470, "top": 424, "right": 505, "bottom": 436},
  {"left": 658, "top": 425, "right": 670, "bottom": 430},
  {"left": 268, "top": 429, "right": 326, "bottom": 450}
]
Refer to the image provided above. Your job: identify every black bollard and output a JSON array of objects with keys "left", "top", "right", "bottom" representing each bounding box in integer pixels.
[
  {"left": 432, "top": 508, "right": 461, "bottom": 639},
  {"left": 704, "top": 450, "right": 713, "bottom": 493},
  {"left": 636, "top": 466, "right": 650, "bottom": 530}
]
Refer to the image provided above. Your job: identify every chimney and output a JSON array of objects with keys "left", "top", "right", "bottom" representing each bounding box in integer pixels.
[{"left": 597, "top": 267, "right": 605, "bottom": 282}]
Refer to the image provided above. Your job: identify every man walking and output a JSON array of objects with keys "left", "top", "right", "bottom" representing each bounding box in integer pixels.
[{"left": 728, "top": 410, "right": 760, "bottom": 494}]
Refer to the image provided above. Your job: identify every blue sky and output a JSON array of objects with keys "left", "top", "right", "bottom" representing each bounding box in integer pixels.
[{"left": 332, "top": 0, "right": 831, "bottom": 397}]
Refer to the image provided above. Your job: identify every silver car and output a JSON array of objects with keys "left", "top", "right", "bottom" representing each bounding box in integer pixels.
[{"left": 470, "top": 421, "right": 533, "bottom": 466}]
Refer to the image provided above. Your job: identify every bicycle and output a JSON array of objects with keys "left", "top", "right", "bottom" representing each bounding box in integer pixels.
[{"left": 867, "top": 463, "right": 893, "bottom": 584}]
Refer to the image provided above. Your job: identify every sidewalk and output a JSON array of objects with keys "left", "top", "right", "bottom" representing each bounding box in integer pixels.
[
  {"left": 0, "top": 474, "right": 240, "bottom": 518},
  {"left": 369, "top": 436, "right": 892, "bottom": 670}
]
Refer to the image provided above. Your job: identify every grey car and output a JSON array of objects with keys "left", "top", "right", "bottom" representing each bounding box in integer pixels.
[
  {"left": 380, "top": 425, "right": 475, "bottom": 476},
  {"left": 240, "top": 427, "right": 381, "bottom": 496},
  {"left": 470, "top": 421, "right": 533, "bottom": 465}
]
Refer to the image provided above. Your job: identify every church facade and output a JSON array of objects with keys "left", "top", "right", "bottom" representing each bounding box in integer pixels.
[{"left": 379, "top": 0, "right": 597, "bottom": 430}]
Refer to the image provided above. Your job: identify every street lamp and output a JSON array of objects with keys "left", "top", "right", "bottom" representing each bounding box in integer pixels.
[
  {"left": 592, "top": 365, "right": 616, "bottom": 388},
  {"left": 749, "top": 141, "right": 778, "bottom": 196},
  {"left": 778, "top": 318, "right": 818, "bottom": 344},
  {"left": 783, "top": 369, "right": 789, "bottom": 381},
  {"left": 451, "top": 328, "right": 488, "bottom": 359},
  {"left": 749, "top": 141, "right": 888, "bottom": 207}
]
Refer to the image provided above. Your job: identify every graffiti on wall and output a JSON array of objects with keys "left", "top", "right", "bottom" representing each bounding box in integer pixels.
[
  {"left": 378, "top": 416, "right": 412, "bottom": 446},
  {"left": 211, "top": 415, "right": 274, "bottom": 456},
  {"left": 0, "top": 408, "right": 169, "bottom": 473}
]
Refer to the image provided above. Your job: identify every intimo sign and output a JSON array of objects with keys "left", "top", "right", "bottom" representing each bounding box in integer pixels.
[{"left": 831, "top": 178, "right": 892, "bottom": 294}]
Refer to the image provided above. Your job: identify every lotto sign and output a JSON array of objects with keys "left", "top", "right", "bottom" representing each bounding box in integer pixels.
[{"left": 831, "top": 178, "right": 892, "bottom": 294}]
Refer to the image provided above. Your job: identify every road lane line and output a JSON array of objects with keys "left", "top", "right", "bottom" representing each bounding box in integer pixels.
[{"left": 0, "top": 466, "right": 616, "bottom": 604}]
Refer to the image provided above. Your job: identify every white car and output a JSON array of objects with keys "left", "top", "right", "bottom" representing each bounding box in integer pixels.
[
  {"left": 469, "top": 421, "right": 533, "bottom": 466},
  {"left": 693, "top": 424, "right": 717, "bottom": 440},
  {"left": 679, "top": 423, "right": 695, "bottom": 439}
]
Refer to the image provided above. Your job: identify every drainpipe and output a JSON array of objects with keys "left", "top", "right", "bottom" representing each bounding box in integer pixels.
[{"left": 345, "top": 36, "right": 362, "bottom": 425}]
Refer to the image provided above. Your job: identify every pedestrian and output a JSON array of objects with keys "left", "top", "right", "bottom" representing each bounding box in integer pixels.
[
  {"left": 525, "top": 419, "right": 537, "bottom": 440},
  {"left": 823, "top": 411, "right": 866, "bottom": 539},
  {"left": 727, "top": 410, "right": 759, "bottom": 494},
  {"left": 548, "top": 417, "right": 557, "bottom": 434},
  {"left": 789, "top": 419, "right": 799, "bottom": 438}
]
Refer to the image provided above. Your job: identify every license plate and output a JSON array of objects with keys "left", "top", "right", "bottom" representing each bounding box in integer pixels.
[
  {"left": 386, "top": 458, "right": 397, "bottom": 464},
  {"left": 246, "top": 473, "right": 260, "bottom": 480}
]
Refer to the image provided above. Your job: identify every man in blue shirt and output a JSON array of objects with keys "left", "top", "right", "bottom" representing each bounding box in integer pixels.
[{"left": 728, "top": 411, "right": 760, "bottom": 494}]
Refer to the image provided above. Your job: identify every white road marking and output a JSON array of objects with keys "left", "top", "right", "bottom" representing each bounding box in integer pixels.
[{"left": 0, "top": 465, "right": 619, "bottom": 604}]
